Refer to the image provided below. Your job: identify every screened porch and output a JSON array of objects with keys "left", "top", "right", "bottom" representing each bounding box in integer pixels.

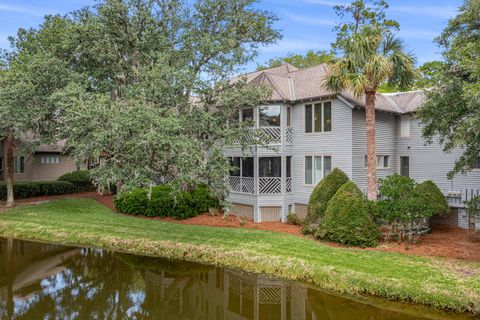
[{"left": 229, "top": 156, "right": 292, "bottom": 195}]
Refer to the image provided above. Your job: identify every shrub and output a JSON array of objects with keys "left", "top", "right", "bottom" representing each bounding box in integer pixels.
[
  {"left": 303, "top": 168, "right": 349, "bottom": 235},
  {"left": 286, "top": 213, "right": 303, "bottom": 226},
  {"left": 114, "top": 184, "right": 220, "bottom": 220},
  {"left": 377, "top": 174, "right": 438, "bottom": 242},
  {"left": 58, "top": 170, "right": 93, "bottom": 192},
  {"left": 316, "top": 181, "right": 380, "bottom": 247},
  {"left": 466, "top": 195, "right": 480, "bottom": 218},
  {"left": 0, "top": 181, "right": 75, "bottom": 200},
  {"left": 415, "top": 180, "right": 450, "bottom": 216}
]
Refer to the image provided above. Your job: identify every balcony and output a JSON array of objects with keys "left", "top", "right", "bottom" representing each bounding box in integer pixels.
[
  {"left": 233, "top": 126, "right": 293, "bottom": 145},
  {"left": 229, "top": 176, "right": 292, "bottom": 195},
  {"left": 228, "top": 156, "right": 292, "bottom": 195}
]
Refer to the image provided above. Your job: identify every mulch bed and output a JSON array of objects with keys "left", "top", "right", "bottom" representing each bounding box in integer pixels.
[{"left": 1, "top": 193, "right": 479, "bottom": 262}]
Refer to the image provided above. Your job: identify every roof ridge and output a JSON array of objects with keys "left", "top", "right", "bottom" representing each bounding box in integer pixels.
[{"left": 382, "top": 94, "right": 405, "bottom": 113}]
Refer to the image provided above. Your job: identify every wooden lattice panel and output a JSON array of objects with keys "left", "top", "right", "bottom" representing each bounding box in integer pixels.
[
  {"left": 259, "top": 287, "right": 281, "bottom": 304},
  {"left": 260, "top": 206, "right": 282, "bottom": 222},
  {"left": 232, "top": 203, "right": 254, "bottom": 220}
]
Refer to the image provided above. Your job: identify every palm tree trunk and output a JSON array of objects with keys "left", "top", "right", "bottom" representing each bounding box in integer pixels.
[
  {"left": 6, "top": 131, "right": 15, "bottom": 207},
  {"left": 365, "top": 91, "right": 377, "bottom": 201}
]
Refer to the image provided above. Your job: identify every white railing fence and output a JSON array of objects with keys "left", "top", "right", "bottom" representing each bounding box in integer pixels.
[
  {"left": 285, "top": 177, "right": 292, "bottom": 193},
  {"left": 446, "top": 189, "right": 480, "bottom": 208},
  {"left": 229, "top": 176, "right": 255, "bottom": 194},
  {"left": 260, "top": 127, "right": 282, "bottom": 143},
  {"left": 259, "top": 177, "right": 282, "bottom": 194},
  {"left": 285, "top": 127, "right": 293, "bottom": 144}
]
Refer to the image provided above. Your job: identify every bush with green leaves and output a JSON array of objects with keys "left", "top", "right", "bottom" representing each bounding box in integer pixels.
[
  {"left": 466, "top": 195, "right": 480, "bottom": 218},
  {"left": 0, "top": 181, "right": 75, "bottom": 200},
  {"left": 303, "top": 168, "right": 349, "bottom": 235},
  {"left": 316, "top": 181, "right": 380, "bottom": 247},
  {"left": 415, "top": 180, "right": 450, "bottom": 216},
  {"left": 377, "top": 174, "right": 439, "bottom": 241},
  {"left": 58, "top": 170, "right": 93, "bottom": 192},
  {"left": 114, "top": 184, "right": 219, "bottom": 220},
  {"left": 286, "top": 213, "right": 303, "bottom": 226}
]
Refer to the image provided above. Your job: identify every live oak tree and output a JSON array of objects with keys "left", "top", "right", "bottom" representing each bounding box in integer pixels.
[
  {"left": 417, "top": 0, "right": 480, "bottom": 177},
  {"left": 0, "top": 25, "right": 72, "bottom": 206},
  {"left": 7, "top": 0, "right": 280, "bottom": 207},
  {"left": 325, "top": 0, "right": 418, "bottom": 200},
  {"left": 256, "top": 50, "right": 335, "bottom": 70}
]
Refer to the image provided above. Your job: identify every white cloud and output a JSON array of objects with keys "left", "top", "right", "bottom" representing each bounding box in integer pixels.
[
  {"left": 0, "top": 4, "right": 45, "bottom": 16},
  {"left": 391, "top": 5, "right": 458, "bottom": 19},
  {"left": 281, "top": 10, "right": 335, "bottom": 26}
]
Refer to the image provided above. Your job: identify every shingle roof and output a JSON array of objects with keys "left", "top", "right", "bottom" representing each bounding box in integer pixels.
[{"left": 242, "top": 63, "right": 425, "bottom": 114}]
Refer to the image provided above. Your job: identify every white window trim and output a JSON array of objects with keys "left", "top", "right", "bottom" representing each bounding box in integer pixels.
[
  {"left": 304, "top": 100, "right": 333, "bottom": 134},
  {"left": 14, "top": 156, "right": 25, "bottom": 174},
  {"left": 304, "top": 155, "right": 332, "bottom": 186},
  {"left": 400, "top": 115, "right": 411, "bottom": 138},
  {"left": 41, "top": 155, "right": 61, "bottom": 165},
  {"left": 364, "top": 155, "right": 391, "bottom": 170}
]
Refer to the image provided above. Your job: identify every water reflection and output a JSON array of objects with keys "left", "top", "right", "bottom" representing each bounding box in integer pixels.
[{"left": 0, "top": 238, "right": 467, "bottom": 320}]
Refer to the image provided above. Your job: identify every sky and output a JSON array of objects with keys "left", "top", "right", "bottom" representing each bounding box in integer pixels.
[{"left": 0, "top": 0, "right": 463, "bottom": 72}]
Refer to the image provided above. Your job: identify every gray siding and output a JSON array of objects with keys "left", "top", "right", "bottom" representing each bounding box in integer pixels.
[
  {"left": 352, "top": 109, "right": 398, "bottom": 192},
  {"left": 397, "top": 117, "right": 480, "bottom": 193},
  {"left": 291, "top": 98, "right": 353, "bottom": 204}
]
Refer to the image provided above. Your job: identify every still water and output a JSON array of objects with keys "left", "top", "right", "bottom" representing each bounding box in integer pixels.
[{"left": 0, "top": 238, "right": 469, "bottom": 320}]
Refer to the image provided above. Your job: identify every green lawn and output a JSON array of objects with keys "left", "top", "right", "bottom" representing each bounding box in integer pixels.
[{"left": 0, "top": 198, "right": 479, "bottom": 315}]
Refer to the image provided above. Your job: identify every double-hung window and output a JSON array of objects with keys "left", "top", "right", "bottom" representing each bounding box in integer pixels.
[
  {"left": 305, "top": 156, "right": 332, "bottom": 185},
  {"left": 473, "top": 158, "right": 480, "bottom": 169},
  {"left": 364, "top": 155, "right": 390, "bottom": 169},
  {"left": 305, "top": 102, "right": 332, "bottom": 133},
  {"left": 14, "top": 156, "right": 25, "bottom": 174}
]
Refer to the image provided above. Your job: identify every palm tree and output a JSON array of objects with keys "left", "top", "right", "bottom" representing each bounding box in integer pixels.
[{"left": 324, "top": 28, "right": 418, "bottom": 200}]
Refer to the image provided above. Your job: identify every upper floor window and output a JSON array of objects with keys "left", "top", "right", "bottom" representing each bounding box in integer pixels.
[
  {"left": 241, "top": 108, "right": 254, "bottom": 123},
  {"left": 400, "top": 115, "right": 410, "bottom": 137},
  {"left": 229, "top": 157, "right": 254, "bottom": 177},
  {"left": 286, "top": 107, "right": 292, "bottom": 127},
  {"left": 14, "top": 156, "right": 25, "bottom": 174},
  {"left": 41, "top": 155, "right": 61, "bottom": 164},
  {"left": 305, "top": 155, "right": 332, "bottom": 185},
  {"left": 305, "top": 102, "right": 332, "bottom": 133},
  {"left": 259, "top": 106, "right": 281, "bottom": 127},
  {"left": 365, "top": 155, "right": 390, "bottom": 169}
]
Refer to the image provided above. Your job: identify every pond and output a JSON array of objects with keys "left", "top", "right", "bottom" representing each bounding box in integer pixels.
[{"left": 0, "top": 238, "right": 469, "bottom": 320}]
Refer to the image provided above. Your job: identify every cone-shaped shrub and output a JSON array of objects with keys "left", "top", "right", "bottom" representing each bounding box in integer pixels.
[
  {"left": 302, "top": 168, "right": 349, "bottom": 234},
  {"left": 316, "top": 181, "right": 380, "bottom": 247},
  {"left": 415, "top": 180, "right": 450, "bottom": 215}
]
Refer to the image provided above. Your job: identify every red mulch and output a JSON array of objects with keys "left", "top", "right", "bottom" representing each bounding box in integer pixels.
[{"left": 2, "top": 193, "right": 479, "bottom": 262}]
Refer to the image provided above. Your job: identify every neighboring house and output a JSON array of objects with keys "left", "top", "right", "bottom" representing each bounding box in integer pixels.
[
  {"left": 226, "top": 63, "right": 480, "bottom": 229},
  {"left": 0, "top": 139, "right": 79, "bottom": 182}
]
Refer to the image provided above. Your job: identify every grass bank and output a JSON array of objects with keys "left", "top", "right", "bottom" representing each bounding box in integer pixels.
[{"left": 0, "top": 198, "right": 479, "bottom": 315}]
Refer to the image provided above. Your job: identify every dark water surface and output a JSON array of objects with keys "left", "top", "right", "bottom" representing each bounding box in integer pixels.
[{"left": 0, "top": 238, "right": 469, "bottom": 320}]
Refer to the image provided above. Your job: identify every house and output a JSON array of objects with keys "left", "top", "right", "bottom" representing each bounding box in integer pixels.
[
  {"left": 226, "top": 63, "right": 480, "bottom": 229},
  {"left": 0, "top": 139, "right": 80, "bottom": 182}
]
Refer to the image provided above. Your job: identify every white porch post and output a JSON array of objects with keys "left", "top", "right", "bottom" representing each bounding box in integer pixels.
[
  {"left": 254, "top": 153, "right": 261, "bottom": 222},
  {"left": 281, "top": 155, "right": 287, "bottom": 223}
]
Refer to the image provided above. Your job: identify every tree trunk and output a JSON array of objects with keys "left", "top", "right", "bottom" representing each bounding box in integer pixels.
[
  {"left": 6, "top": 131, "right": 15, "bottom": 207},
  {"left": 365, "top": 91, "right": 377, "bottom": 201}
]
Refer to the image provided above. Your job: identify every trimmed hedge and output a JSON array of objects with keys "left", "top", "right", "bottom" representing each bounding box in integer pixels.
[
  {"left": 303, "top": 168, "right": 349, "bottom": 235},
  {"left": 415, "top": 180, "right": 450, "bottom": 216},
  {"left": 58, "top": 170, "right": 94, "bottom": 192},
  {"left": 114, "top": 184, "right": 219, "bottom": 220},
  {"left": 0, "top": 181, "right": 75, "bottom": 200},
  {"left": 316, "top": 181, "right": 380, "bottom": 247}
]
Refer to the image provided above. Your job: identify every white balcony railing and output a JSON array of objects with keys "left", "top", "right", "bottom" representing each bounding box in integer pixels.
[
  {"left": 232, "top": 127, "right": 289, "bottom": 145},
  {"left": 229, "top": 176, "right": 255, "bottom": 194},
  {"left": 286, "top": 177, "right": 292, "bottom": 193},
  {"left": 285, "top": 127, "right": 293, "bottom": 144},
  {"left": 259, "top": 177, "right": 282, "bottom": 194}
]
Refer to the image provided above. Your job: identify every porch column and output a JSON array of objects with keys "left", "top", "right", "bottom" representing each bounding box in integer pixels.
[{"left": 254, "top": 153, "right": 261, "bottom": 222}]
